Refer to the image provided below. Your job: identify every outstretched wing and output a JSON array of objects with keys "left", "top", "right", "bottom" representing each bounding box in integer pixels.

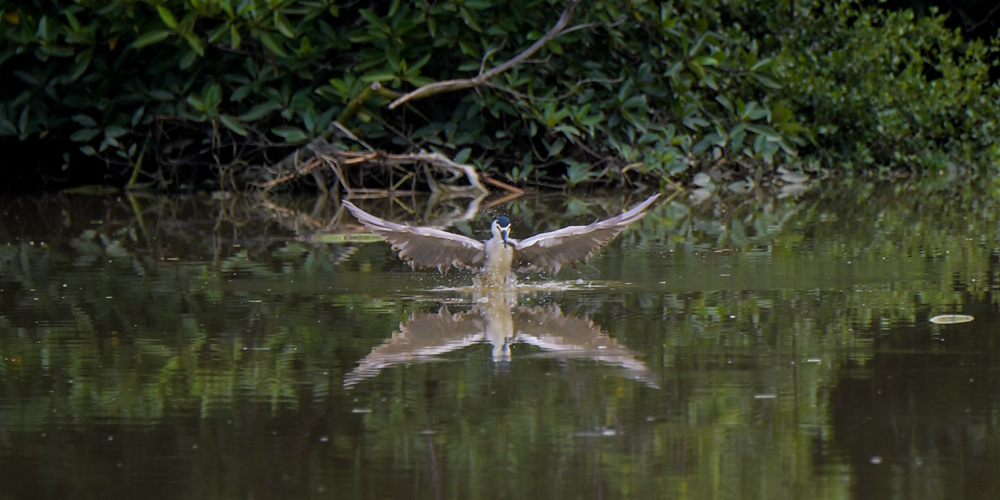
[
  {"left": 343, "top": 201, "right": 486, "bottom": 272},
  {"left": 512, "top": 194, "right": 659, "bottom": 273},
  {"left": 343, "top": 307, "right": 486, "bottom": 388}
]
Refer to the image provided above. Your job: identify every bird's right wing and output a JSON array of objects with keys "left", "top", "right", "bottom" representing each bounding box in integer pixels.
[
  {"left": 343, "top": 201, "right": 486, "bottom": 272},
  {"left": 344, "top": 307, "right": 486, "bottom": 388}
]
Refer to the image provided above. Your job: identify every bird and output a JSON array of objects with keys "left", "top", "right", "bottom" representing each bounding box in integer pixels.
[{"left": 341, "top": 194, "right": 659, "bottom": 287}]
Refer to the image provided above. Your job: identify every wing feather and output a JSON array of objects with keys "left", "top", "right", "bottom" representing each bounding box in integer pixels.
[
  {"left": 512, "top": 194, "right": 659, "bottom": 273},
  {"left": 343, "top": 201, "right": 486, "bottom": 272}
]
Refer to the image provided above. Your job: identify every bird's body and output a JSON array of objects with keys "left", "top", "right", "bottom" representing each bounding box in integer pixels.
[
  {"left": 482, "top": 234, "right": 515, "bottom": 286},
  {"left": 342, "top": 194, "right": 659, "bottom": 287}
]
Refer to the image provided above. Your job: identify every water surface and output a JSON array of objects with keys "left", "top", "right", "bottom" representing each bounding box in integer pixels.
[{"left": 1, "top": 184, "right": 999, "bottom": 499}]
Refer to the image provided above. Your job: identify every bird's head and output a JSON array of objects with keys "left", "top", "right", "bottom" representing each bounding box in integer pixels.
[{"left": 492, "top": 216, "right": 511, "bottom": 248}]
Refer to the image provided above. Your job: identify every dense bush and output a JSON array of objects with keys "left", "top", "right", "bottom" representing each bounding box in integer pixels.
[
  {"left": 0, "top": 0, "right": 998, "bottom": 191},
  {"left": 778, "top": 2, "right": 1000, "bottom": 171}
]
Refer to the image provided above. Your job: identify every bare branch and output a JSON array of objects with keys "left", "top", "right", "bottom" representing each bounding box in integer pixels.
[{"left": 388, "top": 0, "right": 583, "bottom": 109}]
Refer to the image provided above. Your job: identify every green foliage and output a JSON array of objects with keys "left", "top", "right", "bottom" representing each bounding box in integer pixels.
[
  {"left": 716, "top": 0, "right": 1000, "bottom": 171},
  {"left": 777, "top": 1, "right": 1000, "bottom": 170},
  {"left": 0, "top": 0, "right": 803, "bottom": 188},
  {"left": 0, "top": 0, "right": 998, "bottom": 188}
]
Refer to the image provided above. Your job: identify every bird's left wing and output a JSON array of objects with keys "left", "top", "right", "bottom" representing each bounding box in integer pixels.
[
  {"left": 512, "top": 194, "right": 659, "bottom": 274},
  {"left": 343, "top": 201, "right": 486, "bottom": 272}
]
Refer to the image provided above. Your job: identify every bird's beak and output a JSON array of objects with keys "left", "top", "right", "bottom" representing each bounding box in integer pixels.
[{"left": 500, "top": 226, "right": 510, "bottom": 248}]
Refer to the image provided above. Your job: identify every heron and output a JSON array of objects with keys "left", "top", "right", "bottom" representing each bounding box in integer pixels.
[{"left": 341, "top": 194, "right": 659, "bottom": 287}]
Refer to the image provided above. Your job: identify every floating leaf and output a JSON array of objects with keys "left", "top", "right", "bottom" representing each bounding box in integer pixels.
[{"left": 929, "top": 315, "right": 974, "bottom": 324}]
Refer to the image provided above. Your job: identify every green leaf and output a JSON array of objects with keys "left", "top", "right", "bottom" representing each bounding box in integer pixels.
[
  {"left": 554, "top": 124, "right": 580, "bottom": 137},
  {"left": 621, "top": 96, "right": 647, "bottom": 111},
  {"left": 149, "top": 90, "right": 174, "bottom": 100},
  {"left": 230, "top": 26, "right": 242, "bottom": 50},
  {"left": 453, "top": 147, "right": 471, "bottom": 164},
  {"left": 385, "top": 46, "right": 400, "bottom": 71},
  {"left": 459, "top": 7, "right": 482, "bottom": 32},
  {"left": 408, "top": 53, "right": 432, "bottom": 73},
  {"left": 36, "top": 15, "right": 50, "bottom": 41},
  {"left": 259, "top": 32, "right": 288, "bottom": 57},
  {"left": 72, "top": 114, "right": 97, "bottom": 128},
  {"left": 695, "top": 56, "right": 718, "bottom": 67},
  {"left": 359, "top": 9, "right": 389, "bottom": 32},
  {"left": 776, "top": 122, "right": 805, "bottom": 134},
  {"left": 463, "top": 0, "right": 492, "bottom": 10},
  {"left": 686, "top": 60, "right": 705, "bottom": 79},
  {"left": 688, "top": 33, "right": 707, "bottom": 57},
  {"left": 179, "top": 49, "right": 197, "bottom": 69},
  {"left": 745, "top": 123, "right": 782, "bottom": 139},
  {"left": 70, "top": 128, "right": 99, "bottom": 142},
  {"left": 271, "top": 126, "right": 308, "bottom": 142},
  {"left": 208, "top": 23, "right": 228, "bottom": 44},
  {"left": 546, "top": 138, "right": 565, "bottom": 157},
  {"left": 239, "top": 101, "right": 282, "bottom": 121},
  {"left": 68, "top": 48, "right": 93, "bottom": 82},
  {"left": 184, "top": 33, "right": 205, "bottom": 57},
  {"left": 750, "top": 58, "right": 776, "bottom": 72},
  {"left": 752, "top": 72, "right": 782, "bottom": 89},
  {"left": 157, "top": 5, "right": 178, "bottom": 30},
  {"left": 131, "top": 107, "right": 145, "bottom": 127},
  {"left": 131, "top": 31, "right": 172, "bottom": 49},
  {"left": 65, "top": 11, "right": 81, "bottom": 31},
  {"left": 104, "top": 125, "right": 127, "bottom": 139},
  {"left": 404, "top": 75, "right": 434, "bottom": 87},
  {"left": 219, "top": 115, "right": 248, "bottom": 136},
  {"left": 770, "top": 103, "right": 793, "bottom": 124},
  {"left": 275, "top": 13, "right": 295, "bottom": 38},
  {"left": 716, "top": 95, "right": 733, "bottom": 114},
  {"left": 361, "top": 71, "right": 396, "bottom": 82},
  {"left": 665, "top": 61, "right": 684, "bottom": 79}
]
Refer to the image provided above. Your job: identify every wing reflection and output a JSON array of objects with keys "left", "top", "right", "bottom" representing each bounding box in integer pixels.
[{"left": 344, "top": 290, "right": 657, "bottom": 389}]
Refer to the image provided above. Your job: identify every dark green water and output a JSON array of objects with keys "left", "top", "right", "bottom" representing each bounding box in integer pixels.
[{"left": 2, "top": 183, "right": 1000, "bottom": 499}]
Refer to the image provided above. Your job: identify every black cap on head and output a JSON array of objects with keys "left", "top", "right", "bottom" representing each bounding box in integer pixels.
[{"left": 495, "top": 216, "right": 510, "bottom": 227}]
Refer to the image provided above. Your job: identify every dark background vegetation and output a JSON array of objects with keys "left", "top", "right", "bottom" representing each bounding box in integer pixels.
[{"left": 1, "top": 0, "right": 999, "bottom": 193}]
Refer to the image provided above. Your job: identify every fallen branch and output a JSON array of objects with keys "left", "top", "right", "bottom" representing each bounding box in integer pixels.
[
  {"left": 256, "top": 147, "right": 495, "bottom": 193},
  {"left": 388, "top": 0, "right": 583, "bottom": 110},
  {"left": 256, "top": 157, "right": 324, "bottom": 191},
  {"left": 335, "top": 150, "right": 489, "bottom": 193},
  {"left": 481, "top": 174, "right": 525, "bottom": 195}
]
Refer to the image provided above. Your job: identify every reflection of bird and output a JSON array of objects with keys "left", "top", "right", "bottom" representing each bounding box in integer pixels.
[
  {"left": 342, "top": 194, "right": 659, "bottom": 286},
  {"left": 343, "top": 289, "right": 657, "bottom": 389}
]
